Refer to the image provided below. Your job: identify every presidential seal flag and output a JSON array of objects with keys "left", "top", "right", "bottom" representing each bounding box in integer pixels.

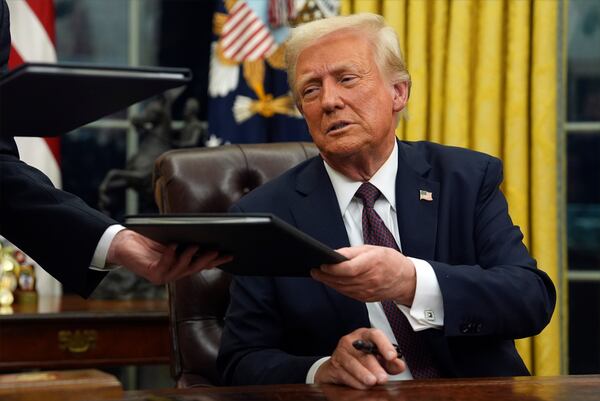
[{"left": 208, "top": 0, "right": 339, "bottom": 144}]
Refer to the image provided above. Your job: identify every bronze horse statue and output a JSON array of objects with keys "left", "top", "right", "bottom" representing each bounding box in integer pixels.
[{"left": 98, "top": 93, "right": 207, "bottom": 215}]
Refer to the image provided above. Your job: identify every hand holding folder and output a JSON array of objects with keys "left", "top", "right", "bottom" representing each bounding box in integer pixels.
[
  {"left": 0, "top": 62, "right": 232, "bottom": 297},
  {"left": 126, "top": 214, "right": 348, "bottom": 276}
]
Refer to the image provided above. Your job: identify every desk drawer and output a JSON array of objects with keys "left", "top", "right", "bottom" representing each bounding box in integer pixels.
[{"left": 0, "top": 318, "right": 170, "bottom": 370}]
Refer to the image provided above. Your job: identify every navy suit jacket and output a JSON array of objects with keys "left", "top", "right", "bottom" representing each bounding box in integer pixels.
[
  {"left": 217, "top": 140, "right": 556, "bottom": 385},
  {"left": 0, "top": 136, "right": 114, "bottom": 297}
]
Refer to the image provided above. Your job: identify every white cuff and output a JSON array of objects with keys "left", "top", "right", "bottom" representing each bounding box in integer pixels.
[
  {"left": 306, "top": 357, "right": 330, "bottom": 384},
  {"left": 89, "top": 224, "right": 125, "bottom": 271},
  {"left": 395, "top": 257, "right": 444, "bottom": 330}
]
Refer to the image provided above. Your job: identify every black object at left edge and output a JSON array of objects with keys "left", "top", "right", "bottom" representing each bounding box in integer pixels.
[{"left": 0, "top": 62, "right": 192, "bottom": 137}]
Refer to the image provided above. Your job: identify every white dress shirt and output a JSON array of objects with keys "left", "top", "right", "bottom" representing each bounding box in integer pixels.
[
  {"left": 306, "top": 142, "right": 444, "bottom": 383},
  {"left": 89, "top": 224, "right": 125, "bottom": 271}
]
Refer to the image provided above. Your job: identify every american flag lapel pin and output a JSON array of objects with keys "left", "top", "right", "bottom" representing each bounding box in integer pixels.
[{"left": 419, "top": 190, "right": 433, "bottom": 201}]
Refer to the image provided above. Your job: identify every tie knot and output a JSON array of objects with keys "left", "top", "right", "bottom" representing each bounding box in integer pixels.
[{"left": 355, "top": 182, "right": 381, "bottom": 208}]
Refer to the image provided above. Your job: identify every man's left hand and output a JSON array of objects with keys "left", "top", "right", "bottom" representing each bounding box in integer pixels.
[{"left": 311, "top": 245, "right": 416, "bottom": 305}]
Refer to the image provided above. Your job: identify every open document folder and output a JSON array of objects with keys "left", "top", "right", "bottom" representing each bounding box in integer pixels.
[
  {"left": 125, "top": 214, "right": 348, "bottom": 276},
  {"left": 0, "top": 62, "right": 191, "bottom": 137}
]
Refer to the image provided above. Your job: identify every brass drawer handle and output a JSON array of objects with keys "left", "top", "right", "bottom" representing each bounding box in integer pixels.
[{"left": 58, "top": 330, "right": 97, "bottom": 354}]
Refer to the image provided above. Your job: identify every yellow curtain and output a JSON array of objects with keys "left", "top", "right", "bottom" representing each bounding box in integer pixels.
[{"left": 341, "top": 0, "right": 566, "bottom": 375}]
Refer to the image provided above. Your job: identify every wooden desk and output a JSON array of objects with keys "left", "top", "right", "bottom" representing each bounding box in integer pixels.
[
  {"left": 0, "top": 295, "right": 169, "bottom": 371},
  {"left": 0, "top": 369, "right": 123, "bottom": 401},
  {"left": 121, "top": 375, "right": 600, "bottom": 401}
]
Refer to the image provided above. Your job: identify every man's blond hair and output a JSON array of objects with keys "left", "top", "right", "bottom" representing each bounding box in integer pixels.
[{"left": 285, "top": 13, "right": 411, "bottom": 100}]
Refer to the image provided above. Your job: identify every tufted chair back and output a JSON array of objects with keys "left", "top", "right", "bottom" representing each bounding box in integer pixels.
[{"left": 153, "top": 142, "right": 318, "bottom": 387}]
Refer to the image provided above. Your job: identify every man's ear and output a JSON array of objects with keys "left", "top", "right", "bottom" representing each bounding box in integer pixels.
[
  {"left": 391, "top": 81, "right": 409, "bottom": 113},
  {"left": 295, "top": 99, "right": 304, "bottom": 115}
]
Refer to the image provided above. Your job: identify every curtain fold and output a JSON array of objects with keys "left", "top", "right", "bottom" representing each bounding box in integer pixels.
[
  {"left": 428, "top": 0, "right": 448, "bottom": 145},
  {"left": 504, "top": 0, "right": 534, "bottom": 367},
  {"left": 341, "top": 0, "right": 565, "bottom": 375},
  {"left": 530, "top": 0, "right": 561, "bottom": 376}
]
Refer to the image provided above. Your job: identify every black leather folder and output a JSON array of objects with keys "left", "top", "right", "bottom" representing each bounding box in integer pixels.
[
  {"left": 0, "top": 62, "right": 191, "bottom": 137},
  {"left": 125, "top": 214, "right": 347, "bottom": 277}
]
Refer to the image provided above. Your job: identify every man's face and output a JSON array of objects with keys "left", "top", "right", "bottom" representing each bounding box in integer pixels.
[{"left": 294, "top": 31, "right": 407, "bottom": 173}]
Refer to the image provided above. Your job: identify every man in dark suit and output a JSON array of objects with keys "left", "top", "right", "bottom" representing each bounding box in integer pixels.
[
  {"left": 217, "top": 13, "right": 556, "bottom": 389},
  {"left": 0, "top": 0, "right": 230, "bottom": 297}
]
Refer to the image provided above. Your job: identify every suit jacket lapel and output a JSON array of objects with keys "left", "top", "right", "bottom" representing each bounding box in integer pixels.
[
  {"left": 291, "top": 157, "right": 349, "bottom": 250},
  {"left": 290, "top": 157, "right": 370, "bottom": 332},
  {"left": 395, "top": 142, "right": 440, "bottom": 261}
]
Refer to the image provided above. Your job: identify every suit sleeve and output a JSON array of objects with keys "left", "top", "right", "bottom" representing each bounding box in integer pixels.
[
  {"left": 432, "top": 157, "right": 556, "bottom": 339},
  {"left": 0, "top": 137, "right": 115, "bottom": 297},
  {"left": 217, "top": 204, "right": 321, "bottom": 385}
]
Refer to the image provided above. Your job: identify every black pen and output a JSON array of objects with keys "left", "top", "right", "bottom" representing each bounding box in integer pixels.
[{"left": 352, "top": 339, "right": 403, "bottom": 358}]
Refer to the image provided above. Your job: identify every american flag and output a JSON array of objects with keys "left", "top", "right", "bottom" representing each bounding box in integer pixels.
[
  {"left": 8, "top": 0, "right": 60, "bottom": 187},
  {"left": 6, "top": 0, "right": 62, "bottom": 295},
  {"left": 268, "top": 0, "right": 296, "bottom": 28},
  {"left": 219, "top": 0, "right": 277, "bottom": 62},
  {"left": 419, "top": 190, "right": 433, "bottom": 202}
]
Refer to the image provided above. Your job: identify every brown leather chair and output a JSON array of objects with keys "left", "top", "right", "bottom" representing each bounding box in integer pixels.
[{"left": 153, "top": 142, "right": 318, "bottom": 387}]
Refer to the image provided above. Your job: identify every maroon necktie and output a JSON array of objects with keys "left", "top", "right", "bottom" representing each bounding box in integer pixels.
[{"left": 355, "top": 182, "right": 440, "bottom": 379}]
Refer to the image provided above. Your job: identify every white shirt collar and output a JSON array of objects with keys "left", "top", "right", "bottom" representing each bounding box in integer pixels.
[{"left": 323, "top": 141, "right": 398, "bottom": 214}]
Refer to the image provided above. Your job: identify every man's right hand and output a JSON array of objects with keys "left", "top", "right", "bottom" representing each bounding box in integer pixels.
[
  {"left": 315, "top": 328, "right": 405, "bottom": 389},
  {"left": 107, "top": 229, "right": 232, "bottom": 284}
]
